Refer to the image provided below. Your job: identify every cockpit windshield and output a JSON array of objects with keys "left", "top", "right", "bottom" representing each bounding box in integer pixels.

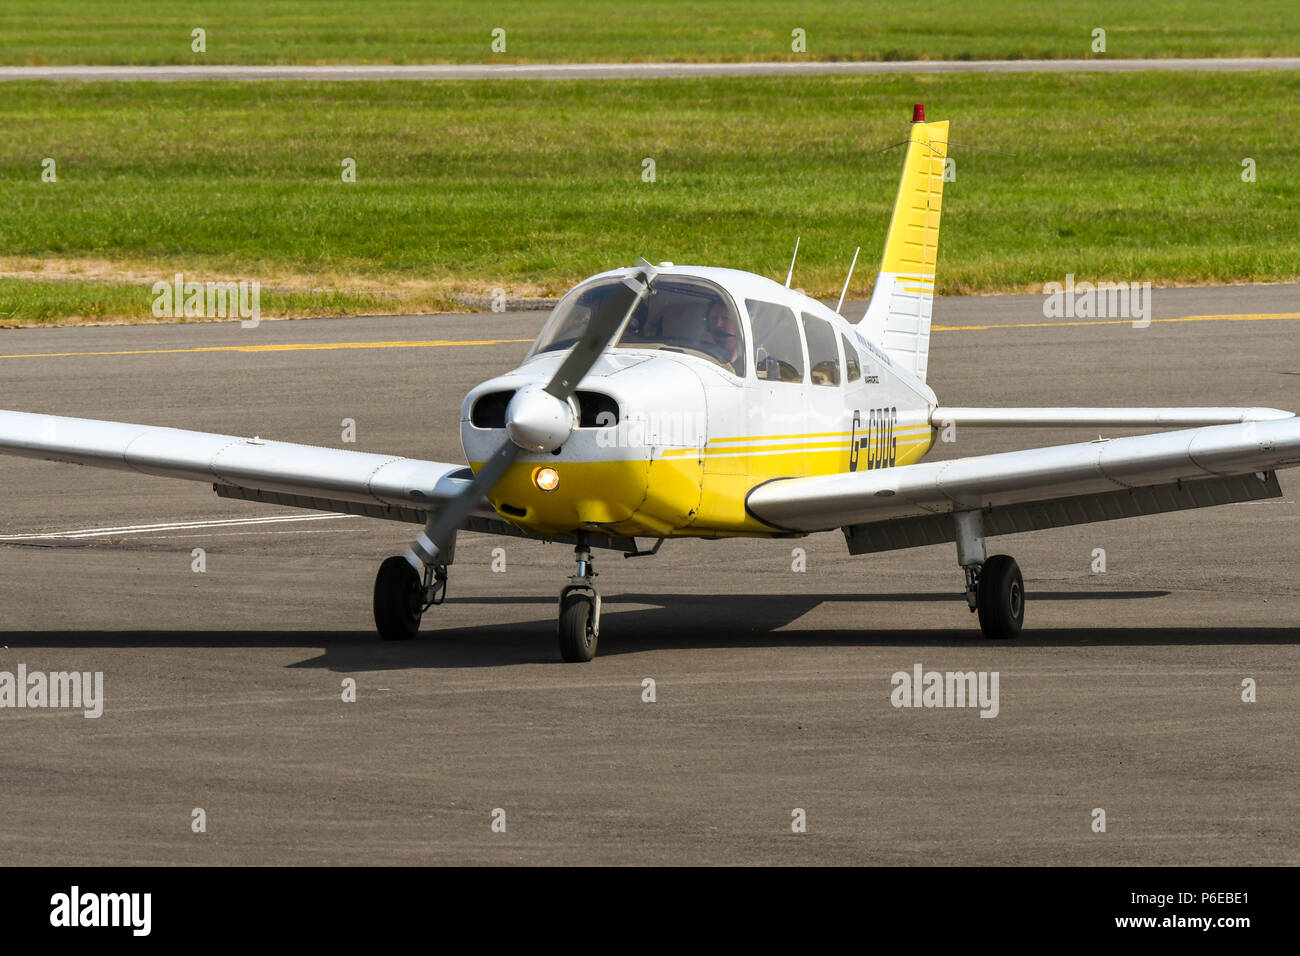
[{"left": 529, "top": 275, "right": 746, "bottom": 376}]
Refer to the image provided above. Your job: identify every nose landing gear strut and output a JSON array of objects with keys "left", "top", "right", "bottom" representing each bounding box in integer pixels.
[{"left": 558, "top": 533, "right": 601, "bottom": 662}]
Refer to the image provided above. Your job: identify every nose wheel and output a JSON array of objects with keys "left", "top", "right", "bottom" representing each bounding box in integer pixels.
[{"left": 558, "top": 536, "right": 601, "bottom": 662}]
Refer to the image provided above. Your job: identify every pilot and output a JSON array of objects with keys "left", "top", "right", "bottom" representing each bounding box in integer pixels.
[{"left": 705, "top": 301, "right": 742, "bottom": 369}]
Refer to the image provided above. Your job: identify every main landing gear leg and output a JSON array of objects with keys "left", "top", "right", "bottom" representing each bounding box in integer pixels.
[
  {"left": 954, "top": 510, "right": 1023, "bottom": 640},
  {"left": 373, "top": 531, "right": 453, "bottom": 641},
  {"left": 558, "top": 532, "right": 601, "bottom": 662}
]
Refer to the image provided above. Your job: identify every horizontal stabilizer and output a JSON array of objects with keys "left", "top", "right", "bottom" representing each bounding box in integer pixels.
[{"left": 929, "top": 406, "right": 1294, "bottom": 428}]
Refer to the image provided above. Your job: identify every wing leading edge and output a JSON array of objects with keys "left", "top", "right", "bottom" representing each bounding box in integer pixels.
[{"left": 746, "top": 417, "right": 1300, "bottom": 545}]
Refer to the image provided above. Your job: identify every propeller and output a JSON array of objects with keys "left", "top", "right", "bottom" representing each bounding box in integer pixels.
[{"left": 405, "top": 260, "right": 659, "bottom": 574}]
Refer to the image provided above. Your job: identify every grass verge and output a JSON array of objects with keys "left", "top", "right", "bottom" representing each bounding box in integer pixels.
[{"left": 1, "top": 71, "right": 1297, "bottom": 325}]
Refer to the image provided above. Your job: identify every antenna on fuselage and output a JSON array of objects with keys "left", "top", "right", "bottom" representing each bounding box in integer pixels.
[
  {"left": 784, "top": 236, "right": 801, "bottom": 288},
  {"left": 835, "top": 246, "right": 860, "bottom": 314}
]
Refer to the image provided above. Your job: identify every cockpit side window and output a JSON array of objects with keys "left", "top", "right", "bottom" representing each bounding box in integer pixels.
[
  {"left": 841, "top": 334, "right": 862, "bottom": 381},
  {"left": 747, "top": 300, "right": 804, "bottom": 383},
  {"left": 801, "top": 313, "right": 841, "bottom": 386},
  {"left": 529, "top": 276, "right": 745, "bottom": 376}
]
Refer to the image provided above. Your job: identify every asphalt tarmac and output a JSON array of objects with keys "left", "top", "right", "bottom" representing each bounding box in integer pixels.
[{"left": 0, "top": 284, "right": 1296, "bottom": 865}]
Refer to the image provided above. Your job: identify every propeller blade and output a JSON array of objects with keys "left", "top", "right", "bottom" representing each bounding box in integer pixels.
[
  {"left": 406, "top": 439, "right": 520, "bottom": 571},
  {"left": 406, "top": 259, "right": 659, "bottom": 573}
]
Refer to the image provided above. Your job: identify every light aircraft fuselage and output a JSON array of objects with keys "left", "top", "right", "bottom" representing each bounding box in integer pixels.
[{"left": 462, "top": 266, "right": 936, "bottom": 540}]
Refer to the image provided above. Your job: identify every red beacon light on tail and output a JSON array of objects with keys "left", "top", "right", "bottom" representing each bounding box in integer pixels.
[{"left": 912, "top": 103, "right": 926, "bottom": 123}]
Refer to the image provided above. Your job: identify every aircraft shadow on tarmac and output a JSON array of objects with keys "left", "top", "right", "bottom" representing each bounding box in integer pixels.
[{"left": 6, "top": 590, "right": 1300, "bottom": 669}]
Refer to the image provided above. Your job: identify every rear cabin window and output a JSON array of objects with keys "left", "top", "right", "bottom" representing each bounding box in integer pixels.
[
  {"left": 841, "top": 334, "right": 862, "bottom": 381},
  {"left": 802, "top": 314, "right": 841, "bottom": 386},
  {"left": 747, "top": 300, "right": 804, "bottom": 382}
]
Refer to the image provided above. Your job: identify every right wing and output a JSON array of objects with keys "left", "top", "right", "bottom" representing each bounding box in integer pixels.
[
  {"left": 0, "top": 408, "right": 487, "bottom": 526},
  {"left": 0, "top": 409, "right": 646, "bottom": 550},
  {"left": 746, "top": 416, "right": 1300, "bottom": 552}
]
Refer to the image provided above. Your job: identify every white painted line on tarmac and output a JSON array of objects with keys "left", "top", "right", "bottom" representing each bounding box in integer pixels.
[{"left": 0, "top": 512, "right": 356, "bottom": 540}]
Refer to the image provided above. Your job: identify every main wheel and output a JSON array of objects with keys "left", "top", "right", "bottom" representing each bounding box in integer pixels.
[
  {"left": 374, "top": 556, "right": 423, "bottom": 641},
  {"left": 558, "top": 591, "right": 598, "bottom": 662},
  {"left": 976, "top": 554, "right": 1024, "bottom": 640}
]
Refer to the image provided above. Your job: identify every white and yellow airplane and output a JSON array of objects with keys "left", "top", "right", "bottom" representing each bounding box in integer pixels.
[{"left": 3, "top": 105, "right": 1298, "bottom": 661}]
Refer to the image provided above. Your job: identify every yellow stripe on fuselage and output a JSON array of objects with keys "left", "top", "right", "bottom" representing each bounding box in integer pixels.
[
  {"left": 707, "top": 425, "right": 931, "bottom": 443},
  {"left": 662, "top": 425, "right": 932, "bottom": 460}
]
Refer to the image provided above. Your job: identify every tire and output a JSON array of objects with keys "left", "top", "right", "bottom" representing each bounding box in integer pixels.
[
  {"left": 558, "top": 591, "right": 598, "bottom": 662},
  {"left": 976, "top": 554, "right": 1024, "bottom": 640},
  {"left": 374, "top": 556, "right": 423, "bottom": 641}
]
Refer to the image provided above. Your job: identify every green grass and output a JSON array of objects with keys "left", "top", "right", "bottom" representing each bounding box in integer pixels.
[
  {"left": 1, "top": 71, "right": 1298, "bottom": 325},
  {"left": 0, "top": 278, "right": 403, "bottom": 326},
  {"left": 2, "top": 0, "right": 1299, "bottom": 64}
]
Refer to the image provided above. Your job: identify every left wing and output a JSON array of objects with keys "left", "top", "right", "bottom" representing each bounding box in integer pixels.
[{"left": 746, "top": 416, "right": 1300, "bottom": 552}]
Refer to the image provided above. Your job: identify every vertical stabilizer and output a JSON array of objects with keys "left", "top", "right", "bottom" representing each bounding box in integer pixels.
[{"left": 859, "top": 105, "right": 948, "bottom": 383}]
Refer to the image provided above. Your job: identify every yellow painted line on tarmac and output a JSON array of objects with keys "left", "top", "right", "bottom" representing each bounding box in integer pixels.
[
  {"left": 933, "top": 312, "right": 1300, "bottom": 332},
  {"left": 3, "top": 311, "right": 1294, "bottom": 359},
  {"left": 0, "top": 337, "right": 535, "bottom": 361}
]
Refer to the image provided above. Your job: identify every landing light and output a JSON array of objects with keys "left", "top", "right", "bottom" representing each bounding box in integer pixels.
[{"left": 533, "top": 466, "right": 560, "bottom": 492}]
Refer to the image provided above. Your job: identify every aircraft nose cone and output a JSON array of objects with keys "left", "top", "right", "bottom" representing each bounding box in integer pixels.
[{"left": 505, "top": 385, "right": 574, "bottom": 453}]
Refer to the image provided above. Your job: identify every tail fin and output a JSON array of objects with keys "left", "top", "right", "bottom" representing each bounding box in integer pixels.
[{"left": 859, "top": 105, "right": 948, "bottom": 383}]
